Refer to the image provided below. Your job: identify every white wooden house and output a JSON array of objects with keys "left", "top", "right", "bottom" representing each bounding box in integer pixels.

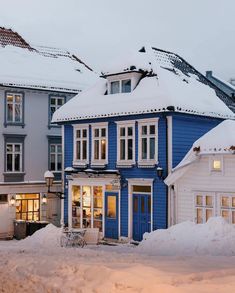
[{"left": 165, "top": 120, "right": 235, "bottom": 225}]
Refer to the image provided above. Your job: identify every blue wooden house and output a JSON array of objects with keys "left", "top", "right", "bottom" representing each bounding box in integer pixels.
[{"left": 52, "top": 46, "right": 234, "bottom": 241}]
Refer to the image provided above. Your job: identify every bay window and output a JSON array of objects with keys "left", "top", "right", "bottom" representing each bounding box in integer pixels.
[
  {"left": 116, "top": 121, "right": 135, "bottom": 166},
  {"left": 73, "top": 125, "right": 89, "bottom": 166},
  {"left": 138, "top": 119, "right": 158, "bottom": 165},
  {"left": 91, "top": 123, "right": 108, "bottom": 165}
]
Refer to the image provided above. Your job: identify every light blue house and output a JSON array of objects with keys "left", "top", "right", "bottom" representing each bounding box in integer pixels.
[{"left": 53, "top": 46, "right": 234, "bottom": 241}]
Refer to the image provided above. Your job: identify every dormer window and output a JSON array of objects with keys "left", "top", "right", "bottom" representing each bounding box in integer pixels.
[{"left": 110, "top": 79, "right": 132, "bottom": 94}]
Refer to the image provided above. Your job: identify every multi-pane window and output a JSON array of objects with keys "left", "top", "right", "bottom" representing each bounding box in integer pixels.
[
  {"left": 74, "top": 127, "right": 89, "bottom": 164},
  {"left": 6, "top": 143, "right": 22, "bottom": 172},
  {"left": 117, "top": 123, "right": 135, "bottom": 164},
  {"left": 92, "top": 125, "right": 108, "bottom": 163},
  {"left": 138, "top": 120, "right": 158, "bottom": 163},
  {"left": 220, "top": 195, "right": 235, "bottom": 224},
  {"left": 50, "top": 96, "right": 65, "bottom": 121},
  {"left": 110, "top": 79, "right": 131, "bottom": 94},
  {"left": 15, "top": 194, "right": 40, "bottom": 221},
  {"left": 6, "top": 93, "right": 23, "bottom": 123},
  {"left": 195, "top": 195, "right": 214, "bottom": 223},
  {"left": 50, "top": 144, "right": 62, "bottom": 172}
]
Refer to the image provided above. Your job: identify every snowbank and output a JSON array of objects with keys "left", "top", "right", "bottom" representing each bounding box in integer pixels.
[
  {"left": 19, "top": 224, "right": 62, "bottom": 249},
  {"left": 138, "top": 217, "right": 235, "bottom": 256}
]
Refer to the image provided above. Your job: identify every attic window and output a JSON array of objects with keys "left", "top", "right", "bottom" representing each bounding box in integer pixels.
[{"left": 110, "top": 79, "right": 132, "bottom": 94}]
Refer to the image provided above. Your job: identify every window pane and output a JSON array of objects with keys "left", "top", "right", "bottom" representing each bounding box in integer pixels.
[
  {"left": 120, "top": 139, "right": 125, "bottom": 160},
  {"left": 14, "top": 144, "right": 21, "bottom": 152},
  {"left": 142, "top": 138, "right": 147, "bottom": 160},
  {"left": 76, "top": 129, "right": 81, "bottom": 138},
  {"left": 7, "top": 94, "right": 13, "bottom": 102},
  {"left": 7, "top": 154, "right": 12, "bottom": 171},
  {"left": 221, "top": 196, "right": 229, "bottom": 207},
  {"left": 7, "top": 144, "right": 13, "bottom": 152},
  {"left": 196, "top": 208, "right": 203, "bottom": 223},
  {"left": 107, "top": 196, "right": 116, "bottom": 218},
  {"left": 94, "top": 129, "right": 99, "bottom": 138},
  {"left": 122, "top": 79, "right": 131, "bottom": 93},
  {"left": 232, "top": 211, "right": 235, "bottom": 224},
  {"left": 196, "top": 196, "right": 203, "bottom": 206},
  {"left": 93, "top": 220, "right": 102, "bottom": 232},
  {"left": 93, "top": 186, "right": 103, "bottom": 208},
  {"left": 206, "top": 209, "right": 213, "bottom": 221},
  {"left": 7, "top": 104, "right": 13, "bottom": 122},
  {"left": 76, "top": 141, "right": 81, "bottom": 160},
  {"left": 82, "top": 140, "right": 87, "bottom": 160},
  {"left": 57, "top": 98, "right": 64, "bottom": 106},
  {"left": 82, "top": 129, "right": 87, "bottom": 138},
  {"left": 213, "top": 160, "right": 221, "bottom": 170},
  {"left": 206, "top": 196, "right": 213, "bottom": 207},
  {"left": 120, "top": 127, "right": 125, "bottom": 137},
  {"left": 15, "top": 95, "right": 22, "bottom": 103},
  {"left": 101, "top": 139, "right": 106, "bottom": 160},
  {"left": 72, "top": 186, "right": 81, "bottom": 228},
  {"left": 50, "top": 98, "right": 56, "bottom": 105},
  {"left": 232, "top": 197, "right": 235, "bottom": 208},
  {"left": 110, "top": 81, "right": 120, "bottom": 94},
  {"left": 101, "top": 128, "right": 106, "bottom": 137},
  {"left": 14, "top": 154, "right": 20, "bottom": 171},
  {"left": 50, "top": 154, "right": 55, "bottom": 171},
  {"left": 149, "top": 137, "right": 155, "bottom": 160},
  {"left": 221, "top": 210, "right": 229, "bottom": 222},
  {"left": 150, "top": 125, "right": 155, "bottom": 135},
  {"left": 142, "top": 126, "right": 147, "bottom": 135},
  {"left": 50, "top": 145, "right": 56, "bottom": 153},
  {"left": 127, "top": 127, "right": 133, "bottom": 136},
  {"left": 133, "top": 185, "right": 151, "bottom": 193},
  {"left": 94, "top": 140, "right": 99, "bottom": 160},
  {"left": 127, "top": 139, "right": 133, "bottom": 160},
  {"left": 57, "top": 145, "right": 62, "bottom": 153},
  {"left": 57, "top": 155, "right": 62, "bottom": 171}
]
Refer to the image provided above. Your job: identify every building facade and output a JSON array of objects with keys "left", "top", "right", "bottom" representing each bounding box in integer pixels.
[
  {"left": 53, "top": 46, "right": 234, "bottom": 242},
  {"left": 0, "top": 27, "right": 96, "bottom": 238}
]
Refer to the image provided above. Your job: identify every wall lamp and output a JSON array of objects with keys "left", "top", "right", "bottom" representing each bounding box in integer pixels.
[
  {"left": 157, "top": 167, "right": 165, "bottom": 180},
  {"left": 10, "top": 195, "right": 16, "bottom": 206},
  {"left": 44, "top": 170, "right": 64, "bottom": 199}
]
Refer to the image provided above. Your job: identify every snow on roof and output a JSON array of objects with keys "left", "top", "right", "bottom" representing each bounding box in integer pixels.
[
  {"left": 52, "top": 46, "right": 235, "bottom": 123},
  {"left": 165, "top": 120, "right": 235, "bottom": 185},
  {"left": 0, "top": 28, "right": 97, "bottom": 93}
]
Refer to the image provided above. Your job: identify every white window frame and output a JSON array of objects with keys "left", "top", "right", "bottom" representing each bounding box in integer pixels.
[
  {"left": 109, "top": 79, "right": 132, "bottom": 94},
  {"left": 138, "top": 118, "right": 159, "bottom": 166},
  {"left": 50, "top": 96, "right": 65, "bottom": 122},
  {"left": 73, "top": 124, "right": 89, "bottom": 166},
  {"left": 218, "top": 193, "right": 235, "bottom": 224},
  {"left": 6, "top": 93, "right": 23, "bottom": 123},
  {"left": 116, "top": 120, "right": 135, "bottom": 166},
  {"left": 50, "top": 143, "right": 62, "bottom": 172},
  {"left": 194, "top": 193, "right": 215, "bottom": 224},
  {"left": 209, "top": 156, "right": 223, "bottom": 174},
  {"left": 91, "top": 122, "right": 108, "bottom": 166},
  {"left": 6, "top": 143, "right": 23, "bottom": 173}
]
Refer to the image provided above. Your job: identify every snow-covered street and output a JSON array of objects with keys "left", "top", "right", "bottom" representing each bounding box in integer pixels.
[{"left": 0, "top": 220, "right": 235, "bottom": 293}]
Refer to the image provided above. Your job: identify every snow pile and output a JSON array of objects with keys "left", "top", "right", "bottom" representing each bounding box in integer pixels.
[
  {"left": 138, "top": 217, "right": 235, "bottom": 256},
  {"left": 19, "top": 224, "right": 62, "bottom": 249}
]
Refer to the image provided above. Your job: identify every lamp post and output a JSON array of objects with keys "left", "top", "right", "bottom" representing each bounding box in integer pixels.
[{"left": 44, "top": 170, "right": 64, "bottom": 199}]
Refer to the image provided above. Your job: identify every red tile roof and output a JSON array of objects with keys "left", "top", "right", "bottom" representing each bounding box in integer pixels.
[{"left": 0, "top": 27, "right": 33, "bottom": 50}]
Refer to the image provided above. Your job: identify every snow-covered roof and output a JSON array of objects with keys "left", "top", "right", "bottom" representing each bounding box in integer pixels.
[
  {"left": 0, "top": 27, "right": 97, "bottom": 93},
  {"left": 165, "top": 120, "right": 235, "bottom": 185},
  {"left": 52, "top": 46, "right": 235, "bottom": 122}
]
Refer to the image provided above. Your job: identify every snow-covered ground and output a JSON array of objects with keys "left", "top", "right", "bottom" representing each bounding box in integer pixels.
[{"left": 0, "top": 218, "right": 234, "bottom": 293}]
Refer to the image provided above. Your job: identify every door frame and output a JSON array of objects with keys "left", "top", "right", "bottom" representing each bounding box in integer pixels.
[
  {"left": 127, "top": 178, "right": 153, "bottom": 240},
  {"left": 68, "top": 177, "right": 121, "bottom": 238}
]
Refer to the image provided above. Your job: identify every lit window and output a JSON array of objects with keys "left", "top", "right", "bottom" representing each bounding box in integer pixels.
[
  {"left": 213, "top": 160, "right": 221, "bottom": 170},
  {"left": 91, "top": 124, "right": 108, "bottom": 165},
  {"left": 49, "top": 96, "right": 65, "bottom": 122},
  {"left": 73, "top": 126, "right": 89, "bottom": 165},
  {"left": 6, "top": 143, "right": 22, "bottom": 172},
  {"left": 117, "top": 122, "right": 135, "bottom": 165},
  {"left": 50, "top": 144, "right": 62, "bottom": 172},
  {"left": 138, "top": 119, "right": 158, "bottom": 165},
  {"left": 195, "top": 194, "right": 214, "bottom": 224},
  {"left": 220, "top": 195, "right": 235, "bottom": 224},
  {"left": 6, "top": 93, "right": 23, "bottom": 124}
]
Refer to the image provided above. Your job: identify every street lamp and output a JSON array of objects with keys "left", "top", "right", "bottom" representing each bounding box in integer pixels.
[
  {"left": 44, "top": 170, "right": 64, "bottom": 199},
  {"left": 42, "top": 194, "right": 47, "bottom": 204}
]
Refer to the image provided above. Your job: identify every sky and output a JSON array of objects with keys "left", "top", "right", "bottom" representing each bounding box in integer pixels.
[{"left": 0, "top": 0, "right": 234, "bottom": 81}]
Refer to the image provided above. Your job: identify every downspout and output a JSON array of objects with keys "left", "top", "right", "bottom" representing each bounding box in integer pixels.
[{"left": 166, "top": 115, "right": 173, "bottom": 227}]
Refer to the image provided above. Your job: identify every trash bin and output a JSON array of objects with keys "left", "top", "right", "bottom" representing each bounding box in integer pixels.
[
  {"left": 14, "top": 220, "right": 27, "bottom": 240},
  {"left": 26, "top": 221, "right": 49, "bottom": 236}
]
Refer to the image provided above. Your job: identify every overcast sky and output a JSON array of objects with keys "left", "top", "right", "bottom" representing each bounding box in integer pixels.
[{"left": 0, "top": 0, "right": 234, "bottom": 80}]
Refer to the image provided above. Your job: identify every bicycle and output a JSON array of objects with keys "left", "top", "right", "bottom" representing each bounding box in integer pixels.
[{"left": 60, "top": 229, "right": 87, "bottom": 248}]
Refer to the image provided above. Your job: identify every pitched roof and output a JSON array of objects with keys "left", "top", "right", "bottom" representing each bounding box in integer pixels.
[
  {"left": 165, "top": 119, "right": 235, "bottom": 185},
  {"left": 0, "top": 27, "right": 97, "bottom": 93},
  {"left": 52, "top": 46, "right": 235, "bottom": 123}
]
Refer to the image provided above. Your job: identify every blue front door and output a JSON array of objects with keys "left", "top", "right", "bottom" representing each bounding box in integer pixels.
[
  {"left": 133, "top": 194, "right": 151, "bottom": 241},
  {"left": 105, "top": 192, "right": 118, "bottom": 239}
]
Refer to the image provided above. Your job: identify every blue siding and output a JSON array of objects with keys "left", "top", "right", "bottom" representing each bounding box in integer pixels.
[
  {"left": 63, "top": 112, "right": 224, "bottom": 234},
  {"left": 172, "top": 114, "right": 222, "bottom": 167}
]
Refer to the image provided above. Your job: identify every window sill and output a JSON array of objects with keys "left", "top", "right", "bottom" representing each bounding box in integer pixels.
[
  {"left": 48, "top": 124, "right": 61, "bottom": 129},
  {"left": 4, "top": 122, "right": 25, "bottom": 128},
  {"left": 91, "top": 161, "right": 107, "bottom": 168},
  {"left": 73, "top": 161, "right": 88, "bottom": 168},
  {"left": 138, "top": 161, "right": 157, "bottom": 168},
  {"left": 116, "top": 161, "right": 135, "bottom": 168}
]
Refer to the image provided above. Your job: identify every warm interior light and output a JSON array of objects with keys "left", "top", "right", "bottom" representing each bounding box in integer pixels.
[
  {"left": 42, "top": 194, "right": 47, "bottom": 204},
  {"left": 213, "top": 160, "right": 221, "bottom": 170}
]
